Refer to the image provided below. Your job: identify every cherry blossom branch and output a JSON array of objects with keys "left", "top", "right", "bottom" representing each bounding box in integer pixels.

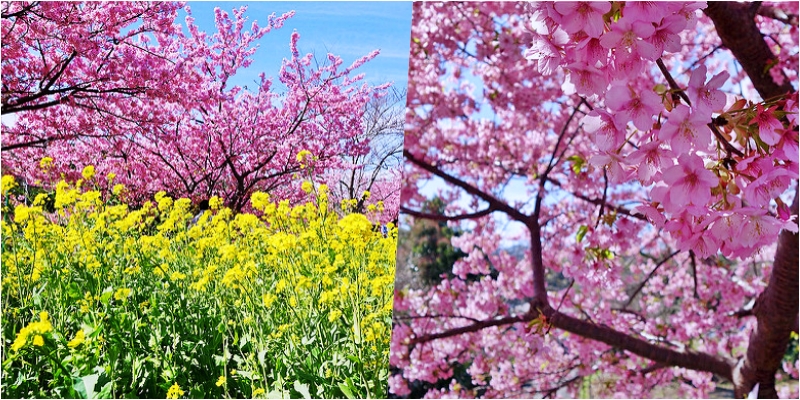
[
  {"left": 538, "top": 374, "right": 584, "bottom": 398},
  {"left": 555, "top": 279, "right": 574, "bottom": 313},
  {"left": 395, "top": 314, "right": 483, "bottom": 323},
  {"left": 543, "top": 97, "right": 587, "bottom": 180},
  {"left": 655, "top": 58, "right": 691, "bottom": 105},
  {"left": 621, "top": 250, "right": 681, "bottom": 310},
  {"left": 655, "top": 58, "right": 744, "bottom": 159},
  {"left": 404, "top": 149, "right": 530, "bottom": 223},
  {"left": 407, "top": 313, "right": 532, "bottom": 348},
  {"left": 756, "top": 4, "right": 799, "bottom": 26},
  {"left": 545, "top": 177, "right": 647, "bottom": 222},
  {"left": 595, "top": 169, "right": 609, "bottom": 229},
  {"left": 2, "top": 135, "right": 76, "bottom": 151},
  {"left": 689, "top": 251, "right": 699, "bottom": 299},
  {"left": 640, "top": 362, "right": 668, "bottom": 376},
  {"left": 408, "top": 303, "right": 735, "bottom": 382},
  {"left": 545, "top": 307, "right": 734, "bottom": 381},
  {"left": 399, "top": 206, "right": 493, "bottom": 221}
]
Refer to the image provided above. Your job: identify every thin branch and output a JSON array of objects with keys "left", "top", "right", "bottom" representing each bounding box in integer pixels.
[
  {"left": 399, "top": 206, "right": 493, "bottom": 221},
  {"left": 756, "top": 4, "right": 799, "bottom": 26},
  {"left": 640, "top": 362, "right": 668, "bottom": 376},
  {"left": 555, "top": 279, "right": 574, "bottom": 313},
  {"left": 545, "top": 177, "right": 647, "bottom": 222},
  {"left": 404, "top": 149, "right": 530, "bottom": 223},
  {"left": 622, "top": 250, "right": 681, "bottom": 310},
  {"left": 395, "top": 314, "right": 483, "bottom": 323},
  {"left": 595, "top": 169, "right": 609, "bottom": 229},
  {"left": 408, "top": 314, "right": 532, "bottom": 349},
  {"left": 547, "top": 307, "right": 734, "bottom": 381},
  {"left": 655, "top": 58, "right": 744, "bottom": 159},
  {"left": 690, "top": 250, "right": 700, "bottom": 299}
]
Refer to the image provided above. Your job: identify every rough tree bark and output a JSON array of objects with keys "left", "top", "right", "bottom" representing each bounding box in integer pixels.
[
  {"left": 704, "top": 2, "right": 794, "bottom": 99},
  {"left": 704, "top": 2, "right": 799, "bottom": 397}
]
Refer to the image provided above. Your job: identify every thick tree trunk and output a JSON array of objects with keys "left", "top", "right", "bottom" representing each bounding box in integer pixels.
[
  {"left": 704, "top": 3, "right": 799, "bottom": 398},
  {"left": 703, "top": 2, "right": 794, "bottom": 99},
  {"left": 732, "top": 191, "right": 799, "bottom": 399}
]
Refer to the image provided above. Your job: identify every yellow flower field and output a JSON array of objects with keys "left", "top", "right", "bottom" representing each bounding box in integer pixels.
[{"left": 1, "top": 175, "right": 395, "bottom": 398}]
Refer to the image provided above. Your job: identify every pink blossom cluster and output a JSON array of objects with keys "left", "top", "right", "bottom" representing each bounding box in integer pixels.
[
  {"left": 527, "top": 1, "right": 798, "bottom": 259},
  {"left": 2, "top": 2, "right": 399, "bottom": 215},
  {"left": 393, "top": 2, "right": 798, "bottom": 398}
]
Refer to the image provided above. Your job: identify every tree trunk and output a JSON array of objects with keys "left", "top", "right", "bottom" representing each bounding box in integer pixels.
[{"left": 704, "top": 3, "right": 799, "bottom": 397}]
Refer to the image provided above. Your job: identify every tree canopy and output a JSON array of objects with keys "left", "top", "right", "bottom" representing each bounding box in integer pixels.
[{"left": 391, "top": 2, "right": 798, "bottom": 398}]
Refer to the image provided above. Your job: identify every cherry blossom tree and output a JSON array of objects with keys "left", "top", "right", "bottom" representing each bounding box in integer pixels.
[
  {"left": 392, "top": 2, "right": 798, "bottom": 398},
  {"left": 2, "top": 2, "right": 394, "bottom": 212},
  {"left": 1, "top": 2, "right": 200, "bottom": 149},
  {"left": 324, "top": 87, "right": 406, "bottom": 222}
]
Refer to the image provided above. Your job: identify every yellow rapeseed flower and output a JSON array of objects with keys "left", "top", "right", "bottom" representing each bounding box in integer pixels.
[
  {"left": 114, "top": 288, "right": 132, "bottom": 301},
  {"left": 209, "top": 196, "right": 223, "bottom": 210},
  {"left": 216, "top": 376, "right": 226, "bottom": 387},
  {"left": 39, "top": 156, "right": 54, "bottom": 169},
  {"left": 1, "top": 175, "right": 16, "bottom": 194},
  {"left": 67, "top": 329, "right": 85, "bottom": 348},
  {"left": 11, "top": 311, "right": 52, "bottom": 351},
  {"left": 301, "top": 181, "right": 313, "bottom": 194},
  {"left": 167, "top": 383, "right": 185, "bottom": 399},
  {"left": 262, "top": 293, "right": 276, "bottom": 308},
  {"left": 296, "top": 149, "right": 312, "bottom": 163},
  {"left": 113, "top": 184, "right": 125, "bottom": 196},
  {"left": 170, "top": 271, "right": 186, "bottom": 281},
  {"left": 14, "top": 205, "right": 31, "bottom": 224},
  {"left": 250, "top": 191, "right": 270, "bottom": 211},
  {"left": 81, "top": 165, "right": 95, "bottom": 180},
  {"left": 328, "top": 309, "right": 342, "bottom": 323}
]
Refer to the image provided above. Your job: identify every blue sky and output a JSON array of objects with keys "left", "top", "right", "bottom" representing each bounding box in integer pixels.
[{"left": 180, "top": 2, "right": 412, "bottom": 91}]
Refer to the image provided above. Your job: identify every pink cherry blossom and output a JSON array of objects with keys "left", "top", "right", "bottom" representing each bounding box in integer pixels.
[
  {"left": 750, "top": 103, "right": 783, "bottom": 145},
  {"left": 552, "top": 2, "right": 611, "bottom": 38},
  {"left": 581, "top": 109, "right": 624, "bottom": 151},
  {"left": 599, "top": 15, "right": 659, "bottom": 60},
  {"left": 686, "top": 65, "right": 729, "bottom": 117},
  {"left": 743, "top": 168, "right": 794, "bottom": 208},
  {"left": 659, "top": 104, "right": 713, "bottom": 153},
  {"left": 648, "top": 15, "right": 688, "bottom": 54},
  {"left": 525, "top": 29, "right": 569, "bottom": 75},
  {"left": 605, "top": 83, "right": 662, "bottom": 131},
  {"left": 662, "top": 154, "right": 719, "bottom": 209},
  {"left": 626, "top": 140, "right": 675, "bottom": 185}
]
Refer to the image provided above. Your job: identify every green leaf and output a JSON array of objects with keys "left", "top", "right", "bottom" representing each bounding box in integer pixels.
[
  {"left": 301, "top": 336, "right": 315, "bottom": 346},
  {"left": 338, "top": 379, "right": 355, "bottom": 399},
  {"left": 99, "top": 286, "right": 113, "bottom": 306},
  {"left": 352, "top": 318, "right": 361, "bottom": 344},
  {"left": 293, "top": 381, "right": 311, "bottom": 399},
  {"left": 96, "top": 382, "right": 113, "bottom": 399},
  {"left": 258, "top": 349, "right": 267, "bottom": 366},
  {"left": 73, "top": 374, "right": 99, "bottom": 399},
  {"left": 567, "top": 155, "right": 585, "bottom": 175},
  {"left": 66, "top": 282, "right": 82, "bottom": 300},
  {"left": 576, "top": 225, "right": 588, "bottom": 243}
]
